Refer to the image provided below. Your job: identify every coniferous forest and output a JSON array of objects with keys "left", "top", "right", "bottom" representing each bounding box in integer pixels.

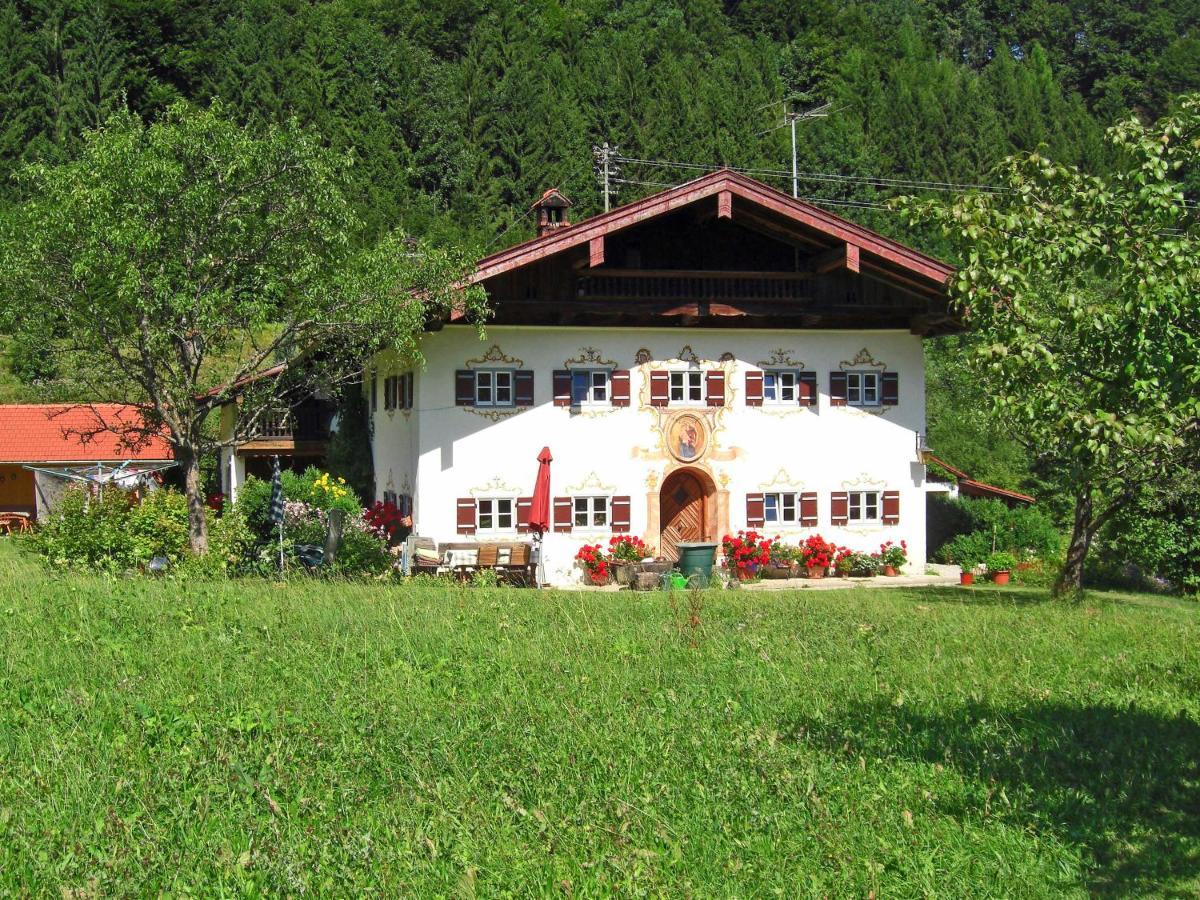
[{"left": 1, "top": 0, "right": 1199, "bottom": 587}]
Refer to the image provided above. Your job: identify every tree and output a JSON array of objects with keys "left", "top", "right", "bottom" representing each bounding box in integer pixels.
[
  {"left": 0, "top": 100, "right": 485, "bottom": 553},
  {"left": 904, "top": 97, "right": 1200, "bottom": 597}
]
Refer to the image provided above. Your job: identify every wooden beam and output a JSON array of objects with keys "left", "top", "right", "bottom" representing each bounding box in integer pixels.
[
  {"left": 717, "top": 190, "right": 732, "bottom": 220},
  {"left": 812, "top": 243, "right": 861, "bottom": 274},
  {"left": 589, "top": 236, "right": 604, "bottom": 268}
]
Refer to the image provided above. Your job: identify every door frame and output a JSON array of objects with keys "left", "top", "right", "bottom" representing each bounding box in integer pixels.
[{"left": 656, "top": 466, "right": 718, "bottom": 558}]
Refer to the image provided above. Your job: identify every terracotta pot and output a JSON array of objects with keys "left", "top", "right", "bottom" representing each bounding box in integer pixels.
[
  {"left": 991, "top": 570, "right": 1011, "bottom": 586},
  {"left": 585, "top": 570, "right": 610, "bottom": 586},
  {"left": 736, "top": 563, "right": 760, "bottom": 581},
  {"left": 806, "top": 567, "right": 825, "bottom": 579},
  {"left": 882, "top": 565, "right": 898, "bottom": 577},
  {"left": 959, "top": 571, "right": 974, "bottom": 586}
]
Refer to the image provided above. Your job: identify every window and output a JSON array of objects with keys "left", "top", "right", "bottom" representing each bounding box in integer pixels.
[
  {"left": 475, "top": 370, "right": 513, "bottom": 407},
  {"left": 573, "top": 496, "right": 609, "bottom": 528},
  {"left": 477, "top": 497, "right": 514, "bottom": 531},
  {"left": 669, "top": 370, "right": 704, "bottom": 404},
  {"left": 763, "top": 492, "right": 799, "bottom": 524},
  {"left": 571, "top": 369, "right": 609, "bottom": 405},
  {"left": 848, "top": 491, "right": 880, "bottom": 523},
  {"left": 846, "top": 371, "right": 880, "bottom": 406},
  {"left": 370, "top": 370, "right": 377, "bottom": 411},
  {"left": 763, "top": 370, "right": 798, "bottom": 404}
]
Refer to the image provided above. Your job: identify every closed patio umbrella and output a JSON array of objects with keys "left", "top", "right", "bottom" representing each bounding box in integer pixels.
[{"left": 529, "top": 447, "right": 552, "bottom": 585}]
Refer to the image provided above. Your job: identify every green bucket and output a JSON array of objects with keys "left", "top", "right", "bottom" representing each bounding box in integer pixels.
[{"left": 675, "top": 542, "right": 717, "bottom": 584}]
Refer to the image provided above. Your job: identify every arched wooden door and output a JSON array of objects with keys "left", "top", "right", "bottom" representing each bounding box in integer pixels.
[{"left": 659, "top": 469, "right": 709, "bottom": 561}]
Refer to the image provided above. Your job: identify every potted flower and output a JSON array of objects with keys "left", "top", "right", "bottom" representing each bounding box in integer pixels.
[
  {"left": 846, "top": 552, "right": 878, "bottom": 577},
  {"left": 833, "top": 546, "right": 855, "bottom": 577},
  {"left": 986, "top": 551, "right": 1017, "bottom": 586},
  {"left": 878, "top": 540, "right": 907, "bottom": 576},
  {"left": 764, "top": 537, "right": 796, "bottom": 578},
  {"left": 799, "top": 534, "right": 838, "bottom": 579},
  {"left": 608, "top": 535, "right": 649, "bottom": 586},
  {"left": 575, "top": 543, "right": 611, "bottom": 585},
  {"left": 721, "top": 530, "right": 771, "bottom": 581}
]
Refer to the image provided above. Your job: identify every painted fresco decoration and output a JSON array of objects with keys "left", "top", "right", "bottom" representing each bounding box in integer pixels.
[
  {"left": 756, "top": 348, "right": 805, "bottom": 369},
  {"left": 758, "top": 467, "right": 805, "bottom": 491},
  {"left": 462, "top": 344, "right": 527, "bottom": 422},
  {"left": 469, "top": 474, "right": 521, "bottom": 497},
  {"left": 838, "top": 347, "right": 891, "bottom": 418},
  {"left": 563, "top": 347, "right": 617, "bottom": 370},
  {"left": 566, "top": 471, "right": 616, "bottom": 495},
  {"left": 667, "top": 413, "right": 708, "bottom": 463}
]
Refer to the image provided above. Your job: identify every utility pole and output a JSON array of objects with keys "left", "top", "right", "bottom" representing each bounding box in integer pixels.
[
  {"left": 790, "top": 115, "right": 798, "bottom": 198},
  {"left": 593, "top": 142, "right": 620, "bottom": 211},
  {"left": 603, "top": 141, "right": 611, "bottom": 211}
]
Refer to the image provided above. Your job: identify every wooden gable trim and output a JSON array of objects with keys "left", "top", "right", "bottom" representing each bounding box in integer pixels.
[
  {"left": 717, "top": 190, "right": 732, "bottom": 220},
  {"left": 470, "top": 169, "right": 953, "bottom": 287},
  {"left": 589, "top": 236, "right": 604, "bottom": 267}
]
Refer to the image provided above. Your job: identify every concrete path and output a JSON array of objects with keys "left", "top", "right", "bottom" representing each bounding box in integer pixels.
[{"left": 570, "top": 564, "right": 963, "bottom": 591}]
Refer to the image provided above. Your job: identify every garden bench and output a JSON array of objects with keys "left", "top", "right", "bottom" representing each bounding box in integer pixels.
[{"left": 406, "top": 537, "right": 535, "bottom": 585}]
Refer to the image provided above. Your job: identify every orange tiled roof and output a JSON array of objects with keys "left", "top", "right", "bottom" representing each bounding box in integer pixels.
[{"left": 0, "top": 404, "right": 173, "bottom": 464}]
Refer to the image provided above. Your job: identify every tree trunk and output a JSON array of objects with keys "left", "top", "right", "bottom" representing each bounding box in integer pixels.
[
  {"left": 178, "top": 446, "right": 210, "bottom": 555},
  {"left": 1053, "top": 489, "right": 1093, "bottom": 600}
]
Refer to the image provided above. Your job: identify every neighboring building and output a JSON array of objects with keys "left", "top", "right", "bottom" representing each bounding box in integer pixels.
[
  {"left": 0, "top": 404, "right": 174, "bottom": 519},
  {"left": 370, "top": 169, "right": 959, "bottom": 584},
  {"left": 214, "top": 364, "right": 337, "bottom": 502}
]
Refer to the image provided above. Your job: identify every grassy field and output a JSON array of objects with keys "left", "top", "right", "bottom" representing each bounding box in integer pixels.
[{"left": 0, "top": 542, "right": 1197, "bottom": 896}]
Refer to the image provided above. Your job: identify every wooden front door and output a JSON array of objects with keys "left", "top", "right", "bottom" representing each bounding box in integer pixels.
[{"left": 660, "top": 470, "right": 706, "bottom": 560}]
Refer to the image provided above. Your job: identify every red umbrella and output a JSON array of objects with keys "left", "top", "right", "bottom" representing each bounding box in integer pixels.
[{"left": 529, "top": 446, "right": 553, "bottom": 535}]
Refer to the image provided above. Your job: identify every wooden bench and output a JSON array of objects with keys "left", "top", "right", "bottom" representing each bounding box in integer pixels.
[{"left": 407, "top": 537, "right": 536, "bottom": 585}]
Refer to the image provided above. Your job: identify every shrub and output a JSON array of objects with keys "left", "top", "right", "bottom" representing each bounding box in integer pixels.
[
  {"left": 986, "top": 551, "right": 1018, "bottom": 573},
  {"left": 938, "top": 532, "right": 990, "bottom": 569}
]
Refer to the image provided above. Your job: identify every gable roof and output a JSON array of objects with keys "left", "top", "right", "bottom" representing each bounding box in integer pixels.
[
  {"left": 925, "top": 454, "right": 1035, "bottom": 505},
  {"left": 473, "top": 168, "right": 954, "bottom": 287},
  {"left": 0, "top": 404, "right": 173, "bottom": 464}
]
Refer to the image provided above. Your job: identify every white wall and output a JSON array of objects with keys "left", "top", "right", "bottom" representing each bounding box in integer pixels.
[{"left": 371, "top": 325, "right": 930, "bottom": 585}]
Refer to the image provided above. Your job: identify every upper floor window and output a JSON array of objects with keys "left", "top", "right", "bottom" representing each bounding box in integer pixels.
[
  {"left": 848, "top": 490, "right": 880, "bottom": 523},
  {"left": 846, "top": 371, "right": 880, "bottom": 407},
  {"left": 763, "top": 370, "right": 798, "bottom": 404},
  {"left": 669, "top": 370, "right": 705, "bottom": 404},
  {"left": 572, "top": 370, "right": 609, "bottom": 405},
  {"left": 573, "top": 495, "right": 609, "bottom": 528},
  {"left": 475, "top": 370, "right": 513, "bottom": 407},
  {"left": 477, "top": 497, "right": 515, "bottom": 531}
]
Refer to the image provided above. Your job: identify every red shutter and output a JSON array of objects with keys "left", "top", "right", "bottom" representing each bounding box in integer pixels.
[
  {"left": 649, "top": 370, "right": 669, "bottom": 407},
  {"left": 746, "top": 493, "right": 765, "bottom": 528},
  {"left": 745, "top": 370, "right": 763, "bottom": 406},
  {"left": 611, "top": 369, "right": 631, "bottom": 407},
  {"left": 611, "top": 496, "right": 631, "bottom": 533},
  {"left": 553, "top": 370, "right": 572, "bottom": 407},
  {"left": 882, "top": 490, "right": 900, "bottom": 525},
  {"left": 881, "top": 372, "right": 899, "bottom": 406},
  {"left": 516, "top": 496, "right": 533, "bottom": 532},
  {"left": 706, "top": 369, "right": 725, "bottom": 407},
  {"left": 831, "top": 492, "right": 849, "bottom": 526},
  {"left": 456, "top": 497, "right": 477, "bottom": 534},
  {"left": 455, "top": 370, "right": 475, "bottom": 406},
  {"left": 514, "top": 370, "right": 535, "bottom": 407},
  {"left": 799, "top": 372, "right": 818, "bottom": 407},
  {"left": 553, "top": 496, "right": 573, "bottom": 533},
  {"left": 800, "top": 492, "right": 818, "bottom": 527},
  {"left": 830, "top": 372, "right": 847, "bottom": 407}
]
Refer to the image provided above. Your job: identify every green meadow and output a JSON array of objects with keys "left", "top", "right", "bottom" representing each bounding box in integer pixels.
[{"left": 0, "top": 542, "right": 1196, "bottom": 896}]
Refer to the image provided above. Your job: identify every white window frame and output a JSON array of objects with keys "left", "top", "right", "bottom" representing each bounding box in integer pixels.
[
  {"left": 474, "top": 369, "right": 514, "bottom": 407},
  {"left": 669, "top": 369, "right": 705, "bottom": 405},
  {"left": 848, "top": 490, "right": 881, "bottom": 523},
  {"left": 763, "top": 492, "right": 799, "bottom": 524},
  {"left": 572, "top": 495, "right": 610, "bottom": 529},
  {"left": 571, "top": 369, "right": 610, "bottom": 406},
  {"left": 476, "top": 497, "right": 516, "bottom": 532},
  {"left": 763, "top": 369, "right": 799, "bottom": 405},
  {"left": 846, "top": 371, "right": 881, "bottom": 407}
]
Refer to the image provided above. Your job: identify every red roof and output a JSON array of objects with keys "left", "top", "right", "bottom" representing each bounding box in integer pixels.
[
  {"left": 0, "top": 404, "right": 173, "bottom": 464},
  {"left": 925, "top": 454, "right": 1035, "bottom": 505}
]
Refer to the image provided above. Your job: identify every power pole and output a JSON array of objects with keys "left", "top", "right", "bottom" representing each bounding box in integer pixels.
[
  {"left": 603, "top": 141, "right": 611, "bottom": 211},
  {"left": 790, "top": 115, "right": 798, "bottom": 198},
  {"left": 593, "top": 142, "right": 620, "bottom": 211}
]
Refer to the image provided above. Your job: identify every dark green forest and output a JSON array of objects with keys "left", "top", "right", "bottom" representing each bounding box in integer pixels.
[{"left": 1, "top": 0, "right": 1198, "bottom": 587}]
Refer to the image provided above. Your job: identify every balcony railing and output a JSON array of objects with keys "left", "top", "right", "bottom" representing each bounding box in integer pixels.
[
  {"left": 576, "top": 268, "right": 811, "bottom": 303},
  {"left": 251, "top": 407, "right": 331, "bottom": 442}
]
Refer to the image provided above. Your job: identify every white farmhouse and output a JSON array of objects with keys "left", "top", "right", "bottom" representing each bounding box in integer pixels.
[{"left": 368, "top": 170, "right": 959, "bottom": 584}]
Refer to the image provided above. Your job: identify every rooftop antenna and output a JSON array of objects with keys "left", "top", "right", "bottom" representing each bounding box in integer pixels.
[{"left": 757, "top": 98, "right": 832, "bottom": 198}]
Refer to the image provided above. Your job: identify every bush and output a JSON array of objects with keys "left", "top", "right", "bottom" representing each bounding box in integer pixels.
[
  {"left": 938, "top": 532, "right": 990, "bottom": 569},
  {"left": 986, "top": 551, "right": 1018, "bottom": 573}
]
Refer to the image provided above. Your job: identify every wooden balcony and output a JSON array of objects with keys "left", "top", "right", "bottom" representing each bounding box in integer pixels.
[
  {"left": 577, "top": 268, "right": 811, "bottom": 304},
  {"left": 238, "top": 406, "right": 332, "bottom": 455}
]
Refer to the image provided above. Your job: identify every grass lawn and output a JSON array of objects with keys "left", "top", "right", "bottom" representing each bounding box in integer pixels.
[{"left": 0, "top": 542, "right": 1197, "bottom": 896}]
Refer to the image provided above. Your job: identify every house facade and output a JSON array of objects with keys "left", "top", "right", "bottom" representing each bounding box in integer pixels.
[{"left": 370, "top": 170, "right": 958, "bottom": 585}]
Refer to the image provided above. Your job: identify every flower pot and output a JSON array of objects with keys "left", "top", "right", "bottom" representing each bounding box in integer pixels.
[
  {"left": 736, "top": 563, "right": 760, "bottom": 581},
  {"left": 584, "top": 570, "right": 610, "bottom": 586},
  {"left": 882, "top": 565, "right": 898, "bottom": 577},
  {"left": 991, "top": 570, "right": 1011, "bottom": 586},
  {"left": 806, "top": 567, "right": 825, "bottom": 579},
  {"left": 762, "top": 563, "right": 792, "bottom": 579},
  {"left": 959, "top": 571, "right": 974, "bottom": 586}
]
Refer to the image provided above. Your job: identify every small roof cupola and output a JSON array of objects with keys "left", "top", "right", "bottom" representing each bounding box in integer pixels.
[{"left": 532, "top": 188, "right": 572, "bottom": 237}]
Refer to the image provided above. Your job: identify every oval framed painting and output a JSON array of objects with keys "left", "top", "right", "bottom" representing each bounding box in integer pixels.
[{"left": 667, "top": 413, "right": 707, "bottom": 463}]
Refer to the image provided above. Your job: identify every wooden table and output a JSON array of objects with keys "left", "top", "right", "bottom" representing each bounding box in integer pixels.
[{"left": 0, "top": 513, "right": 32, "bottom": 535}]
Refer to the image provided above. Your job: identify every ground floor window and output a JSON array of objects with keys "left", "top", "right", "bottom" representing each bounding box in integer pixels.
[
  {"left": 848, "top": 490, "right": 880, "bottom": 523},
  {"left": 763, "top": 492, "right": 798, "bottom": 523},
  {"left": 477, "top": 497, "right": 515, "bottom": 531},
  {"left": 573, "top": 495, "right": 609, "bottom": 528}
]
